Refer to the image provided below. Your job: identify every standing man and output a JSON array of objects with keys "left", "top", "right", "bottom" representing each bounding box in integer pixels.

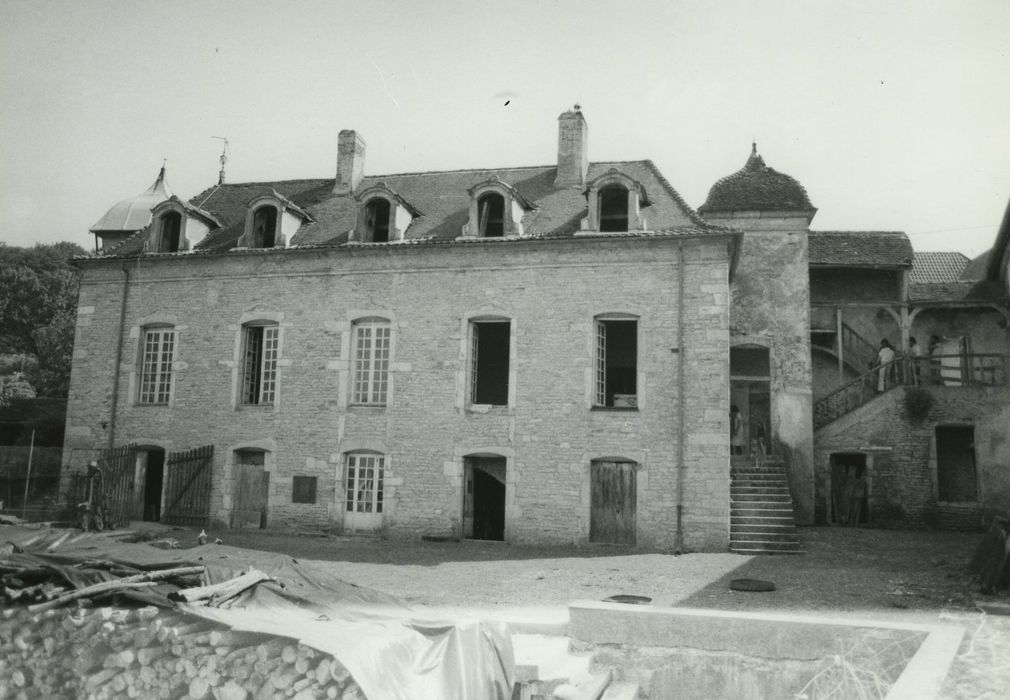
[{"left": 876, "top": 339, "right": 896, "bottom": 392}]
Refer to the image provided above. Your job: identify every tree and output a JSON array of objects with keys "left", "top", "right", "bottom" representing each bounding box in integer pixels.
[{"left": 0, "top": 242, "right": 87, "bottom": 397}]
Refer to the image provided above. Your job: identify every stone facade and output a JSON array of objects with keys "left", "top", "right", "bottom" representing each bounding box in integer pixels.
[{"left": 64, "top": 235, "right": 734, "bottom": 549}]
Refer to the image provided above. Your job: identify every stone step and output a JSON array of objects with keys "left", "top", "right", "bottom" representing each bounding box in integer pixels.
[
  {"left": 731, "top": 507, "right": 796, "bottom": 517},
  {"left": 731, "top": 479, "right": 789, "bottom": 488},
  {"left": 600, "top": 680, "right": 641, "bottom": 700},
  {"left": 730, "top": 515, "right": 796, "bottom": 526},
  {"left": 730, "top": 546, "right": 805, "bottom": 555},
  {"left": 731, "top": 493, "right": 792, "bottom": 502},
  {"left": 552, "top": 669, "right": 612, "bottom": 700},
  {"left": 731, "top": 523, "right": 798, "bottom": 535},
  {"left": 730, "top": 539, "right": 802, "bottom": 551}
]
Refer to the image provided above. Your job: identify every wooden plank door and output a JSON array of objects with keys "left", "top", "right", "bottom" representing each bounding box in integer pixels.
[
  {"left": 162, "top": 446, "right": 213, "bottom": 526},
  {"left": 590, "top": 461, "right": 636, "bottom": 544},
  {"left": 233, "top": 458, "right": 269, "bottom": 529}
]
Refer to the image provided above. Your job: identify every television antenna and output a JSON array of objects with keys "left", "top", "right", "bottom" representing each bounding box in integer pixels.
[{"left": 212, "top": 136, "right": 229, "bottom": 184}]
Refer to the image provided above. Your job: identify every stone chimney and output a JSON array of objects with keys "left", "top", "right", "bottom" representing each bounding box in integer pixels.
[
  {"left": 554, "top": 106, "right": 588, "bottom": 187},
  {"left": 334, "top": 130, "right": 366, "bottom": 194}
]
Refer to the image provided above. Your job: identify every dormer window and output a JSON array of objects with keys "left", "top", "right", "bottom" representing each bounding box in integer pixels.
[
  {"left": 599, "top": 185, "right": 629, "bottom": 232},
  {"left": 238, "top": 191, "right": 312, "bottom": 250},
  {"left": 582, "top": 170, "right": 649, "bottom": 234},
  {"left": 158, "top": 212, "right": 183, "bottom": 252},
  {"left": 477, "top": 193, "right": 505, "bottom": 237},
  {"left": 363, "top": 198, "right": 391, "bottom": 242},
  {"left": 351, "top": 184, "right": 419, "bottom": 243},
  {"left": 252, "top": 206, "right": 278, "bottom": 248},
  {"left": 146, "top": 197, "right": 220, "bottom": 253},
  {"left": 462, "top": 177, "right": 533, "bottom": 239}
]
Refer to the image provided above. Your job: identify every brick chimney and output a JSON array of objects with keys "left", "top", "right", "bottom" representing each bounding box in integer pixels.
[
  {"left": 334, "top": 130, "right": 366, "bottom": 194},
  {"left": 554, "top": 106, "right": 588, "bottom": 187}
]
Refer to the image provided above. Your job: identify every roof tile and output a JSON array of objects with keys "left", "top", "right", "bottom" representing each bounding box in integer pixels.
[{"left": 808, "top": 231, "right": 913, "bottom": 268}]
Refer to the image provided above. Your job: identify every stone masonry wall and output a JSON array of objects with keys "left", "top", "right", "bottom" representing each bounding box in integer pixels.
[
  {"left": 814, "top": 385, "right": 1010, "bottom": 529},
  {"left": 63, "top": 235, "right": 733, "bottom": 550}
]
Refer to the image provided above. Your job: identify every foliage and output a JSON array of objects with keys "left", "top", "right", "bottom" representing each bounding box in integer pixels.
[
  {"left": 903, "top": 387, "right": 934, "bottom": 422},
  {"left": 0, "top": 242, "right": 86, "bottom": 397}
]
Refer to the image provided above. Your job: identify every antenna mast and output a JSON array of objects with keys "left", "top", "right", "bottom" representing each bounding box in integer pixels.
[{"left": 212, "top": 136, "right": 229, "bottom": 185}]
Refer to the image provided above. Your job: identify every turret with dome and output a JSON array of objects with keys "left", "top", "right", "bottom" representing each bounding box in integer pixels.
[
  {"left": 699, "top": 143, "right": 816, "bottom": 218},
  {"left": 89, "top": 166, "right": 173, "bottom": 252}
]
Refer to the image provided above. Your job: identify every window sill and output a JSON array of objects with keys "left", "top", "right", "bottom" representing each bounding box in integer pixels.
[
  {"left": 466, "top": 404, "right": 510, "bottom": 414},
  {"left": 348, "top": 404, "right": 387, "bottom": 412},
  {"left": 237, "top": 403, "right": 276, "bottom": 409},
  {"left": 591, "top": 406, "right": 639, "bottom": 412}
]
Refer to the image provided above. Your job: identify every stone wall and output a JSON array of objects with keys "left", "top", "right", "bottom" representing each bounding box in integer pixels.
[
  {"left": 63, "top": 235, "right": 734, "bottom": 550},
  {"left": 814, "top": 385, "right": 1010, "bottom": 529}
]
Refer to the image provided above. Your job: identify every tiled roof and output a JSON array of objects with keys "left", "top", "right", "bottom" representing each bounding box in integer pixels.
[
  {"left": 910, "top": 251, "right": 969, "bottom": 283},
  {"left": 698, "top": 145, "right": 815, "bottom": 215},
  {"left": 909, "top": 280, "right": 1007, "bottom": 304},
  {"left": 808, "top": 231, "right": 913, "bottom": 268},
  {"left": 95, "top": 161, "right": 722, "bottom": 257}
]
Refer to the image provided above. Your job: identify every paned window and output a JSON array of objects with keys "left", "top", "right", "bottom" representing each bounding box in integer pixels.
[
  {"left": 241, "top": 324, "right": 279, "bottom": 405},
  {"left": 352, "top": 319, "right": 391, "bottom": 405},
  {"left": 595, "top": 318, "right": 637, "bottom": 407},
  {"left": 139, "top": 327, "right": 175, "bottom": 404},
  {"left": 345, "top": 454, "right": 384, "bottom": 513},
  {"left": 292, "top": 476, "right": 318, "bottom": 504}
]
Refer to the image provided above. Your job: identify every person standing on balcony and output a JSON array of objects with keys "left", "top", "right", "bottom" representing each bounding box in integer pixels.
[
  {"left": 875, "top": 339, "right": 896, "bottom": 392},
  {"left": 909, "top": 336, "right": 923, "bottom": 385}
]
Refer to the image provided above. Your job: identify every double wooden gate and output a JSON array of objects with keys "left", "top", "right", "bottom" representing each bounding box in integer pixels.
[{"left": 79, "top": 444, "right": 214, "bottom": 528}]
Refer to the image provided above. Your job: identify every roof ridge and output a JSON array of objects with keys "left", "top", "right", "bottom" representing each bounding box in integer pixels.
[{"left": 640, "top": 159, "right": 708, "bottom": 226}]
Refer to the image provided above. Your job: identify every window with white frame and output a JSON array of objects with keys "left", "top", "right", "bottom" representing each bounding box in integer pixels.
[
  {"left": 138, "top": 326, "right": 175, "bottom": 404},
  {"left": 595, "top": 317, "right": 638, "bottom": 407},
  {"left": 241, "top": 323, "right": 279, "bottom": 405},
  {"left": 345, "top": 453, "right": 384, "bottom": 514},
  {"left": 352, "top": 318, "right": 391, "bottom": 405}
]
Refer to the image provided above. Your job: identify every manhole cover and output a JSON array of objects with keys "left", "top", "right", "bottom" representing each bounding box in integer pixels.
[
  {"left": 603, "top": 594, "right": 652, "bottom": 605},
  {"left": 729, "top": 578, "right": 776, "bottom": 592}
]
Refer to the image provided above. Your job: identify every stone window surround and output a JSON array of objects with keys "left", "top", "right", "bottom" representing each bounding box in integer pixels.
[
  {"left": 580, "top": 170, "right": 648, "bottom": 233},
  {"left": 126, "top": 314, "right": 184, "bottom": 409},
  {"left": 350, "top": 316, "right": 393, "bottom": 407},
  {"left": 462, "top": 313, "right": 517, "bottom": 411},
  {"left": 592, "top": 312, "right": 643, "bottom": 411},
  {"left": 230, "top": 312, "right": 288, "bottom": 410},
  {"left": 460, "top": 177, "right": 531, "bottom": 239},
  {"left": 349, "top": 184, "right": 418, "bottom": 243}
]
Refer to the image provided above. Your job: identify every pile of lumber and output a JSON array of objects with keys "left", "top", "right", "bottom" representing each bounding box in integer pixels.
[{"left": 0, "top": 604, "right": 363, "bottom": 699}]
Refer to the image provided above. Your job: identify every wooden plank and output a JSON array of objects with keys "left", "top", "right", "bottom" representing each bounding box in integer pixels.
[
  {"left": 590, "top": 461, "right": 636, "bottom": 545},
  {"left": 162, "top": 446, "right": 213, "bottom": 526}
]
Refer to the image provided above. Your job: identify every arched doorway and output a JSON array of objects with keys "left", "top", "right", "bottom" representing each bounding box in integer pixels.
[
  {"left": 730, "top": 345, "right": 771, "bottom": 463},
  {"left": 463, "top": 456, "right": 506, "bottom": 541}
]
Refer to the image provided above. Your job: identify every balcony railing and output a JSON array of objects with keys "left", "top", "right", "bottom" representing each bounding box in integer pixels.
[{"left": 814, "top": 353, "right": 1008, "bottom": 428}]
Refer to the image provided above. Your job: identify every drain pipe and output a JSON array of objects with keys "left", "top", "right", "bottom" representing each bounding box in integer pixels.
[
  {"left": 673, "top": 242, "right": 686, "bottom": 553},
  {"left": 107, "top": 262, "right": 131, "bottom": 451}
]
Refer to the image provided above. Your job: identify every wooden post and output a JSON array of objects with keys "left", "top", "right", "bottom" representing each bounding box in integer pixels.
[
  {"left": 22, "top": 430, "right": 35, "bottom": 520},
  {"left": 836, "top": 307, "right": 844, "bottom": 384}
]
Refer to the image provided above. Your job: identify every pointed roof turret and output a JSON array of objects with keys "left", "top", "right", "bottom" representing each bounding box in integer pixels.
[
  {"left": 698, "top": 144, "right": 814, "bottom": 215},
  {"left": 90, "top": 166, "right": 174, "bottom": 233}
]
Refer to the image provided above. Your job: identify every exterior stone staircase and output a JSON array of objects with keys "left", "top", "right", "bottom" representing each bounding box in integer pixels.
[
  {"left": 512, "top": 634, "right": 641, "bottom": 699},
  {"left": 730, "top": 459, "right": 802, "bottom": 554}
]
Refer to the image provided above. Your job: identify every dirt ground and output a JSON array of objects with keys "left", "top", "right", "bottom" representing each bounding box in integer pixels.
[{"left": 129, "top": 524, "right": 1008, "bottom": 698}]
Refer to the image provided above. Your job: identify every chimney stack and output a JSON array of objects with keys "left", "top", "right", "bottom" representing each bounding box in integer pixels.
[
  {"left": 334, "top": 130, "right": 366, "bottom": 194},
  {"left": 554, "top": 106, "right": 588, "bottom": 187}
]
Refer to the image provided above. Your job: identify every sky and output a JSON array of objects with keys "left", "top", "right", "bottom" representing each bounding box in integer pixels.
[{"left": 1, "top": 0, "right": 1008, "bottom": 257}]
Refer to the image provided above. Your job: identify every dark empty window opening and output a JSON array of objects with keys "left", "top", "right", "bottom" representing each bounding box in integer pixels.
[
  {"left": 292, "top": 476, "right": 317, "bottom": 504},
  {"left": 599, "top": 185, "right": 629, "bottom": 232},
  {"left": 252, "top": 206, "right": 278, "bottom": 248},
  {"left": 936, "top": 426, "right": 977, "bottom": 502},
  {"left": 159, "top": 212, "right": 182, "bottom": 252},
  {"left": 241, "top": 324, "right": 279, "bottom": 405},
  {"left": 471, "top": 321, "right": 510, "bottom": 405},
  {"left": 731, "top": 346, "right": 771, "bottom": 379},
  {"left": 596, "top": 319, "right": 637, "bottom": 407},
  {"left": 478, "top": 193, "right": 505, "bottom": 237},
  {"left": 364, "top": 198, "right": 391, "bottom": 242}
]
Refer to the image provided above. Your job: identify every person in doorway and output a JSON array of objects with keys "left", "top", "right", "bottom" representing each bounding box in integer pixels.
[
  {"left": 875, "top": 339, "right": 896, "bottom": 392},
  {"left": 730, "top": 405, "right": 746, "bottom": 456},
  {"left": 909, "top": 336, "right": 923, "bottom": 386},
  {"left": 847, "top": 467, "right": 868, "bottom": 527}
]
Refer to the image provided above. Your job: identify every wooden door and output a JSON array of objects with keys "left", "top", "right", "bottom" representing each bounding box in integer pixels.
[
  {"left": 162, "top": 446, "right": 213, "bottom": 526},
  {"left": 233, "top": 452, "right": 269, "bottom": 529},
  {"left": 590, "top": 461, "right": 636, "bottom": 544}
]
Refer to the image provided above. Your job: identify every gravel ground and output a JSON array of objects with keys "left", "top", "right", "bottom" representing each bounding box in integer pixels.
[{"left": 164, "top": 525, "right": 1010, "bottom": 699}]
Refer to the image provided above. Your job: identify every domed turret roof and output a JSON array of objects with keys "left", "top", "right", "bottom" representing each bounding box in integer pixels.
[
  {"left": 698, "top": 144, "right": 815, "bottom": 215},
  {"left": 90, "top": 166, "right": 173, "bottom": 232}
]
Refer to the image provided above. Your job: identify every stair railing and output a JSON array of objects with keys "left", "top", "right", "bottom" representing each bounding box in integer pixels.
[
  {"left": 815, "top": 353, "right": 1009, "bottom": 428},
  {"left": 839, "top": 324, "right": 878, "bottom": 372}
]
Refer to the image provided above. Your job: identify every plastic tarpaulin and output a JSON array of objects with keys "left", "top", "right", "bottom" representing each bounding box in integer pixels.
[{"left": 1, "top": 526, "right": 516, "bottom": 700}]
